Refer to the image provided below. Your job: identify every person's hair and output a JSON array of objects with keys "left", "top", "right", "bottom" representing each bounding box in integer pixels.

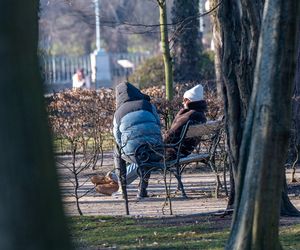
[{"left": 76, "top": 68, "right": 85, "bottom": 78}]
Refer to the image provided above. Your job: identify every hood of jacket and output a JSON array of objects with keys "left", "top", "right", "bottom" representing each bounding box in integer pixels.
[{"left": 115, "top": 82, "right": 150, "bottom": 109}]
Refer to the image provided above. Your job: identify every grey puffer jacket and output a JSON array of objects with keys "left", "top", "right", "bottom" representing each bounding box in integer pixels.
[{"left": 113, "top": 82, "right": 163, "bottom": 158}]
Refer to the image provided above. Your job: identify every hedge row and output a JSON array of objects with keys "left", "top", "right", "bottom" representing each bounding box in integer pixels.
[{"left": 46, "top": 84, "right": 223, "bottom": 150}]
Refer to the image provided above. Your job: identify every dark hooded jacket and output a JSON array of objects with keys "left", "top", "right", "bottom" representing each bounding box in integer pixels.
[
  {"left": 164, "top": 100, "right": 207, "bottom": 159},
  {"left": 113, "top": 82, "right": 163, "bottom": 158}
]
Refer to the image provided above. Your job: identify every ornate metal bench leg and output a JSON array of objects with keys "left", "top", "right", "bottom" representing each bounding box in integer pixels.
[
  {"left": 137, "top": 167, "right": 150, "bottom": 198},
  {"left": 175, "top": 164, "right": 187, "bottom": 198},
  {"left": 114, "top": 145, "right": 129, "bottom": 215},
  {"left": 120, "top": 161, "right": 129, "bottom": 215}
]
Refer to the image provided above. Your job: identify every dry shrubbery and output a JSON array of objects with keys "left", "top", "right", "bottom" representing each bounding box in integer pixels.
[
  {"left": 47, "top": 83, "right": 223, "bottom": 149},
  {"left": 47, "top": 88, "right": 115, "bottom": 152}
]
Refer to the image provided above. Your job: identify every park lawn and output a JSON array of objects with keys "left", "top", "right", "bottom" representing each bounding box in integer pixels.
[{"left": 68, "top": 215, "right": 300, "bottom": 249}]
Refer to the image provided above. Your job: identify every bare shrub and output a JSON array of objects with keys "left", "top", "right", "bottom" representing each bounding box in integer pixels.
[{"left": 47, "top": 88, "right": 114, "bottom": 215}]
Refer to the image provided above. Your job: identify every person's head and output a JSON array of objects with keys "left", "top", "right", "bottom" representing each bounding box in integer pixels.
[
  {"left": 182, "top": 84, "right": 204, "bottom": 108},
  {"left": 115, "top": 82, "right": 150, "bottom": 109},
  {"left": 76, "top": 68, "right": 84, "bottom": 80}
]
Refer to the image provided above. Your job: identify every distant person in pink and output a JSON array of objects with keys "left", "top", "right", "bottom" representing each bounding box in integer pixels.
[{"left": 72, "top": 68, "right": 90, "bottom": 89}]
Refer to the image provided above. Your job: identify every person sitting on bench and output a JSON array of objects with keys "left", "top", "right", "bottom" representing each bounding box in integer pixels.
[
  {"left": 91, "top": 84, "right": 207, "bottom": 197},
  {"left": 91, "top": 82, "right": 163, "bottom": 198},
  {"left": 164, "top": 84, "right": 207, "bottom": 160}
]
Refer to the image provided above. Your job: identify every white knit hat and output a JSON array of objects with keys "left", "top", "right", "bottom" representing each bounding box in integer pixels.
[{"left": 183, "top": 84, "right": 204, "bottom": 102}]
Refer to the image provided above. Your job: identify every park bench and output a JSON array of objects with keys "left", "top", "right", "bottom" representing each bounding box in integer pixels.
[{"left": 119, "top": 119, "right": 224, "bottom": 214}]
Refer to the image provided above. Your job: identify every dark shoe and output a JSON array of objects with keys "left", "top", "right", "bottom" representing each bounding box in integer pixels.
[{"left": 137, "top": 188, "right": 149, "bottom": 199}]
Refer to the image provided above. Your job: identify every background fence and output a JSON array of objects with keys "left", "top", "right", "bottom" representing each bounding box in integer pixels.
[{"left": 40, "top": 52, "right": 150, "bottom": 91}]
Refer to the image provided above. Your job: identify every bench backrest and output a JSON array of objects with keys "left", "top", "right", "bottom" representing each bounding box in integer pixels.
[
  {"left": 135, "top": 120, "right": 223, "bottom": 166},
  {"left": 185, "top": 120, "right": 223, "bottom": 138}
]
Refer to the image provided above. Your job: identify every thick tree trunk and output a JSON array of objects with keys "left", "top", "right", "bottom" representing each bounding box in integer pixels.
[
  {"left": 237, "top": 0, "right": 263, "bottom": 114},
  {"left": 211, "top": 0, "right": 223, "bottom": 99},
  {"left": 215, "top": 0, "right": 262, "bottom": 176},
  {"left": 158, "top": 0, "right": 173, "bottom": 101},
  {"left": 289, "top": 27, "right": 300, "bottom": 183},
  {"left": 217, "top": 0, "right": 243, "bottom": 176},
  {"left": 226, "top": 1, "right": 300, "bottom": 249},
  {"left": 295, "top": 39, "right": 300, "bottom": 148},
  {"left": 282, "top": 16, "right": 300, "bottom": 216},
  {"left": 0, "top": 2, "right": 72, "bottom": 249},
  {"left": 281, "top": 173, "right": 300, "bottom": 216},
  {"left": 171, "top": 0, "right": 202, "bottom": 82},
  {"left": 213, "top": 0, "right": 263, "bottom": 210}
]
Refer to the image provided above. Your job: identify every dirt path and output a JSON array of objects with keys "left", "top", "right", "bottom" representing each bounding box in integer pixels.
[{"left": 57, "top": 152, "right": 300, "bottom": 217}]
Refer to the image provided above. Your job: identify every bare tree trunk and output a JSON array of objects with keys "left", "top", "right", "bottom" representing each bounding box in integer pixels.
[
  {"left": 211, "top": 0, "right": 236, "bottom": 209},
  {"left": 212, "top": 0, "right": 246, "bottom": 210},
  {"left": 171, "top": 0, "right": 202, "bottom": 83},
  {"left": 295, "top": 38, "right": 300, "bottom": 149},
  {"left": 284, "top": 38, "right": 300, "bottom": 210},
  {"left": 157, "top": 0, "right": 173, "bottom": 101},
  {"left": 282, "top": 17, "right": 300, "bottom": 216},
  {"left": 290, "top": 32, "right": 300, "bottom": 182},
  {"left": 237, "top": 0, "right": 263, "bottom": 113},
  {"left": 211, "top": 2, "right": 223, "bottom": 100},
  {"left": 216, "top": 0, "right": 263, "bottom": 176},
  {"left": 217, "top": 0, "right": 243, "bottom": 176},
  {"left": 0, "top": 1, "right": 72, "bottom": 249},
  {"left": 281, "top": 173, "right": 300, "bottom": 216},
  {"left": 227, "top": 164, "right": 235, "bottom": 209},
  {"left": 226, "top": 1, "right": 300, "bottom": 249}
]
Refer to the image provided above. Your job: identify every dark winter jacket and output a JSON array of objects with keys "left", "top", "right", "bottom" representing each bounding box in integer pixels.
[
  {"left": 164, "top": 100, "right": 207, "bottom": 159},
  {"left": 113, "top": 82, "right": 163, "bottom": 158}
]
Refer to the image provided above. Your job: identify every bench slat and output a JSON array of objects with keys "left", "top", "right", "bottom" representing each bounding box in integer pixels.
[
  {"left": 178, "top": 153, "right": 209, "bottom": 165},
  {"left": 186, "top": 120, "right": 223, "bottom": 138},
  {"left": 140, "top": 153, "right": 210, "bottom": 170}
]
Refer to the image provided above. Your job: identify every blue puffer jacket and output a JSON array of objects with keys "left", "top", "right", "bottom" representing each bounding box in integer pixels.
[{"left": 113, "top": 82, "right": 163, "bottom": 158}]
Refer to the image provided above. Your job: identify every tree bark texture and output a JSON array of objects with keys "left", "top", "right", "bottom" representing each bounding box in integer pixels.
[
  {"left": 217, "top": 0, "right": 243, "bottom": 176},
  {"left": 293, "top": 34, "right": 300, "bottom": 151},
  {"left": 0, "top": 1, "right": 72, "bottom": 249},
  {"left": 237, "top": 0, "right": 263, "bottom": 114},
  {"left": 171, "top": 0, "right": 202, "bottom": 82},
  {"left": 211, "top": 0, "right": 223, "bottom": 99},
  {"left": 226, "top": 1, "right": 300, "bottom": 249},
  {"left": 158, "top": 0, "right": 174, "bottom": 101},
  {"left": 281, "top": 174, "right": 300, "bottom": 216},
  {"left": 219, "top": 0, "right": 263, "bottom": 176},
  {"left": 212, "top": 0, "right": 263, "bottom": 208}
]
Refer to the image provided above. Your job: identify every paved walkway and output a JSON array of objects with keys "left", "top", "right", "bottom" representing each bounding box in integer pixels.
[
  {"left": 56, "top": 153, "right": 300, "bottom": 217},
  {"left": 61, "top": 173, "right": 230, "bottom": 216}
]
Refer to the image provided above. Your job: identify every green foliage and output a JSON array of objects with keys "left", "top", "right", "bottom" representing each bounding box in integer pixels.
[
  {"left": 129, "top": 55, "right": 165, "bottom": 89},
  {"left": 199, "top": 50, "right": 216, "bottom": 80},
  {"left": 127, "top": 34, "right": 158, "bottom": 53},
  {"left": 129, "top": 51, "right": 215, "bottom": 90}
]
